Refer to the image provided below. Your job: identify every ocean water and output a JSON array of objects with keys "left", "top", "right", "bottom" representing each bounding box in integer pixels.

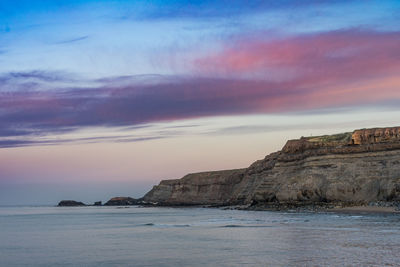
[{"left": 0, "top": 206, "right": 399, "bottom": 267}]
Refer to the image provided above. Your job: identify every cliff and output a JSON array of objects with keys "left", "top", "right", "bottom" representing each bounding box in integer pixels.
[
  {"left": 143, "top": 126, "right": 400, "bottom": 208},
  {"left": 144, "top": 169, "right": 246, "bottom": 206}
]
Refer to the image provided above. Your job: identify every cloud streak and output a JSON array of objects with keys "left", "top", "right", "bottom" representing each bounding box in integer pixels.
[
  {"left": 54, "top": 36, "right": 89, "bottom": 45},
  {"left": 0, "top": 135, "right": 165, "bottom": 148},
  {"left": 1, "top": 29, "right": 400, "bottom": 147},
  {"left": 195, "top": 29, "right": 400, "bottom": 79}
]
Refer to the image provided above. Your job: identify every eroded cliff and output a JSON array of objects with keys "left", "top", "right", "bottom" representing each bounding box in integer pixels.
[
  {"left": 143, "top": 126, "right": 400, "bottom": 208},
  {"left": 144, "top": 169, "right": 246, "bottom": 205}
]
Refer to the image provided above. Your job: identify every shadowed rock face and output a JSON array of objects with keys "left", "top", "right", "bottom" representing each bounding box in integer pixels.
[
  {"left": 104, "top": 197, "right": 138, "bottom": 206},
  {"left": 143, "top": 126, "right": 400, "bottom": 207}
]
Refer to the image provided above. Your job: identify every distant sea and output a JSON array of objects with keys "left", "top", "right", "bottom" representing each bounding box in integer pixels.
[{"left": 0, "top": 206, "right": 399, "bottom": 266}]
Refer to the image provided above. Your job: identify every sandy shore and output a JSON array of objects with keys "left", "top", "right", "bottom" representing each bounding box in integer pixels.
[{"left": 332, "top": 206, "right": 399, "bottom": 214}]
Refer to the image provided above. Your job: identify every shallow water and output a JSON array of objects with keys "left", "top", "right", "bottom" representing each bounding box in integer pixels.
[{"left": 0, "top": 206, "right": 399, "bottom": 266}]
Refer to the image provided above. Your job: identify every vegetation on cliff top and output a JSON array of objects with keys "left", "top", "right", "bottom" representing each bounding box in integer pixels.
[{"left": 307, "top": 132, "right": 352, "bottom": 144}]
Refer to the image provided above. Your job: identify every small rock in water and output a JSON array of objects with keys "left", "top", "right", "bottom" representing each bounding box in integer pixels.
[{"left": 57, "top": 200, "right": 86, "bottom": 207}]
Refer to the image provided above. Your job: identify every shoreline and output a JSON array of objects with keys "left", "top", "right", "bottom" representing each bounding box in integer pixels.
[
  {"left": 233, "top": 202, "right": 400, "bottom": 214},
  {"left": 331, "top": 205, "right": 399, "bottom": 214},
  {"left": 152, "top": 204, "right": 400, "bottom": 214},
  {"left": 54, "top": 200, "right": 400, "bottom": 214}
]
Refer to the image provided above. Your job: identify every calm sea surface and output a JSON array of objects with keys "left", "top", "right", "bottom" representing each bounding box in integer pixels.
[{"left": 0, "top": 206, "right": 399, "bottom": 266}]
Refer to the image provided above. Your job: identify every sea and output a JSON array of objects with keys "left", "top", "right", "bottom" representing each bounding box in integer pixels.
[{"left": 0, "top": 206, "right": 399, "bottom": 267}]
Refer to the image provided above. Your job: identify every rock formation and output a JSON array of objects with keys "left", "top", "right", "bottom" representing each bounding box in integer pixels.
[
  {"left": 57, "top": 200, "right": 86, "bottom": 207},
  {"left": 144, "top": 169, "right": 246, "bottom": 206},
  {"left": 104, "top": 197, "right": 139, "bottom": 206},
  {"left": 143, "top": 126, "right": 400, "bottom": 209},
  {"left": 351, "top": 127, "right": 400, "bottom": 145}
]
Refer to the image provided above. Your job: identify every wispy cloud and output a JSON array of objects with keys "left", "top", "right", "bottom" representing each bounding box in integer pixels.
[
  {"left": 0, "top": 70, "right": 73, "bottom": 83},
  {"left": 54, "top": 36, "right": 89, "bottom": 45},
  {"left": 194, "top": 29, "right": 400, "bottom": 78},
  {"left": 0, "top": 134, "right": 165, "bottom": 148}
]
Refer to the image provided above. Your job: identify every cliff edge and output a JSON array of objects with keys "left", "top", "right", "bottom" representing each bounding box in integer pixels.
[{"left": 143, "top": 126, "right": 400, "bottom": 209}]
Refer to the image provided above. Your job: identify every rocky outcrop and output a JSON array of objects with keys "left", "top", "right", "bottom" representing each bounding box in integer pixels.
[
  {"left": 104, "top": 197, "right": 139, "bottom": 206},
  {"left": 144, "top": 169, "right": 246, "bottom": 205},
  {"left": 143, "top": 126, "right": 400, "bottom": 208},
  {"left": 351, "top": 127, "right": 400, "bottom": 145},
  {"left": 57, "top": 200, "right": 86, "bottom": 207}
]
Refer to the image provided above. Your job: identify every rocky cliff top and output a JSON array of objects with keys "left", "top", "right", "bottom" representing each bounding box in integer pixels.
[
  {"left": 351, "top": 126, "right": 400, "bottom": 145},
  {"left": 281, "top": 126, "right": 400, "bottom": 155},
  {"left": 282, "top": 132, "right": 352, "bottom": 153},
  {"left": 159, "top": 169, "right": 246, "bottom": 185}
]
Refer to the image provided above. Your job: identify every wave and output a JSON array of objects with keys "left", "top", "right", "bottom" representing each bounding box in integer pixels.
[
  {"left": 141, "top": 223, "right": 191, "bottom": 228},
  {"left": 220, "top": 224, "right": 272, "bottom": 228}
]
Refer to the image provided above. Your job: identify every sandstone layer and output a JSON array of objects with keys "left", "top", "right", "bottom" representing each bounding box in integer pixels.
[{"left": 143, "top": 126, "right": 400, "bottom": 208}]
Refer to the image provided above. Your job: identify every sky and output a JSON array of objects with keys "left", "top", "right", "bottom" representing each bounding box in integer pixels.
[{"left": 1, "top": 0, "right": 400, "bottom": 205}]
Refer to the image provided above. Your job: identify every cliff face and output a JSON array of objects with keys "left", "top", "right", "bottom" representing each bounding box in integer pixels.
[
  {"left": 351, "top": 127, "right": 400, "bottom": 145},
  {"left": 144, "top": 169, "right": 246, "bottom": 205},
  {"left": 143, "top": 126, "right": 400, "bottom": 207}
]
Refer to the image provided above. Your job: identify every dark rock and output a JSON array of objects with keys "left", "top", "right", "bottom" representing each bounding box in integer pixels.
[
  {"left": 93, "top": 201, "right": 102, "bottom": 206},
  {"left": 57, "top": 200, "right": 86, "bottom": 207},
  {"left": 104, "top": 197, "right": 138, "bottom": 206}
]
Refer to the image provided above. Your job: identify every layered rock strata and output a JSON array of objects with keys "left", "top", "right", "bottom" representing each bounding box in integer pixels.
[{"left": 143, "top": 126, "right": 400, "bottom": 208}]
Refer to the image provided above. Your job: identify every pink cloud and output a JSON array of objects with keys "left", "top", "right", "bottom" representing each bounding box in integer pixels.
[
  {"left": 195, "top": 30, "right": 400, "bottom": 80},
  {"left": 191, "top": 29, "right": 400, "bottom": 109}
]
